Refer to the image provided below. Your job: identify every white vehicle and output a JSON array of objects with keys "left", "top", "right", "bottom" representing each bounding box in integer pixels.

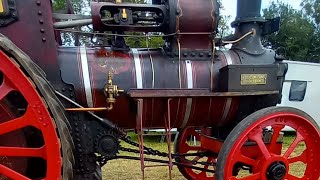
[{"left": 278, "top": 60, "right": 320, "bottom": 129}]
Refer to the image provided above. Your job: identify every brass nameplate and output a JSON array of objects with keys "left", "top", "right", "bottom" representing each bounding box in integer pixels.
[
  {"left": 0, "top": 0, "right": 4, "bottom": 13},
  {"left": 241, "top": 74, "right": 267, "bottom": 85}
]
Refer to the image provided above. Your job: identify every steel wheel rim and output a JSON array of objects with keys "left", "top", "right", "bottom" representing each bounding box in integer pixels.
[
  {"left": 220, "top": 109, "right": 320, "bottom": 180},
  {"left": 0, "top": 51, "right": 61, "bottom": 179},
  {"left": 175, "top": 127, "right": 216, "bottom": 180}
]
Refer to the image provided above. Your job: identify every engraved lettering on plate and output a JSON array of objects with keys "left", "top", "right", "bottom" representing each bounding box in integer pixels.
[{"left": 241, "top": 74, "right": 267, "bottom": 85}]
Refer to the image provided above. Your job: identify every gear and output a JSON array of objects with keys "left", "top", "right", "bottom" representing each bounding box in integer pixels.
[{"left": 94, "top": 130, "right": 120, "bottom": 157}]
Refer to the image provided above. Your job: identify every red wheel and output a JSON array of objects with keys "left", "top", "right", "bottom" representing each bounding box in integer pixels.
[
  {"left": 0, "top": 48, "right": 74, "bottom": 179},
  {"left": 215, "top": 107, "right": 320, "bottom": 180},
  {"left": 175, "top": 127, "right": 217, "bottom": 180}
]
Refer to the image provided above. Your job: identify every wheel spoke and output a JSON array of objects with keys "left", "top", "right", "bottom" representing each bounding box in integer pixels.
[
  {"left": 238, "top": 154, "right": 256, "bottom": 166},
  {"left": 0, "top": 146, "right": 46, "bottom": 159},
  {"left": 0, "top": 108, "right": 34, "bottom": 136},
  {"left": 0, "top": 77, "right": 15, "bottom": 101},
  {"left": 0, "top": 164, "right": 30, "bottom": 180},
  {"left": 288, "top": 150, "right": 307, "bottom": 164},
  {"left": 248, "top": 130, "right": 271, "bottom": 159},
  {"left": 285, "top": 174, "right": 302, "bottom": 180},
  {"left": 237, "top": 173, "right": 261, "bottom": 180},
  {"left": 191, "top": 155, "right": 201, "bottom": 162},
  {"left": 198, "top": 171, "right": 207, "bottom": 177},
  {"left": 269, "top": 124, "right": 285, "bottom": 155},
  {"left": 190, "top": 131, "right": 201, "bottom": 140},
  {"left": 203, "top": 157, "right": 213, "bottom": 170},
  {"left": 283, "top": 131, "right": 304, "bottom": 159},
  {"left": 184, "top": 144, "right": 202, "bottom": 151}
]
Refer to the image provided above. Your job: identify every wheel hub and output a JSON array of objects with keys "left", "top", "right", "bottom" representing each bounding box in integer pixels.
[{"left": 266, "top": 161, "right": 286, "bottom": 180}]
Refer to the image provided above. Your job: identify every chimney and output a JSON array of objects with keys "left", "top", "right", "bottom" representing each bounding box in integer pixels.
[
  {"left": 232, "top": 0, "right": 265, "bottom": 27},
  {"left": 231, "top": 0, "right": 266, "bottom": 55}
]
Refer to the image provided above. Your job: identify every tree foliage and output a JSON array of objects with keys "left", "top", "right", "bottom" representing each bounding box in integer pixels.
[
  {"left": 262, "top": 1, "right": 320, "bottom": 62},
  {"left": 301, "top": 0, "right": 320, "bottom": 26}
]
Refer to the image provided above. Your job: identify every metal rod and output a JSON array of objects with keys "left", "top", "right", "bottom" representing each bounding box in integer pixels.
[
  {"left": 165, "top": 99, "right": 173, "bottom": 179},
  {"left": 54, "top": 28, "right": 212, "bottom": 37},
  {"left": 53, "top": 13, "right": 91, "bottom": 20},
  {"left": 109, "top": 156, "right": 215, "bottom": 173},
  {"left": 136, "top": 99, "right": 145, "bottom": 179},
  {"left": 65, "top": 107, "right": 109, "bottom": 112},
  {"left": 55, "top": 90, "right": 116, "bottom": 128},
  {"left": 53, "top": 19, "right": 93, "bottom": 29}
]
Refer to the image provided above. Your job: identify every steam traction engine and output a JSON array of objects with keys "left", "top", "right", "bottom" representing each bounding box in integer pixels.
[{"left": 0, "top": 0, "right": 319, "bottom": 179}]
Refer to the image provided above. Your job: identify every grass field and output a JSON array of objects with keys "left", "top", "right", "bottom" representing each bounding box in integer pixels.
[{"left": 102, "top": 133, "right": 310, "bottom": 180}]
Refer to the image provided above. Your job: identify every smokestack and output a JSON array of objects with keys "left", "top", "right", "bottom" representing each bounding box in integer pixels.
[
  {"left": 152, "top": 0, "right": 161, "bottom": 4},
  {"left": 231, "top": 0, "right": 265, "bottom": 27},
  {"left": 231, "top": 0, "right": 266, "bottom": 55}
]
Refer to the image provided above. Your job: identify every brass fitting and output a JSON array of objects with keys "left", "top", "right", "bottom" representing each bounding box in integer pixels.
[{"left": 104, "top": 71, "right": 124, "bottom": 111}]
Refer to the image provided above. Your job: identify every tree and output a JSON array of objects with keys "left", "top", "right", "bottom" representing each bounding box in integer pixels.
[
  {"left": 301, "top": 0, "right": 320, "bottom": 26},
  {"left": 262, "top": 1, "right": 320, "bottom": 62}
]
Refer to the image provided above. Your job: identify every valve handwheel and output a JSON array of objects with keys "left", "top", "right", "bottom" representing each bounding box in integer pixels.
[
  {"left": 215, "top": 106, "right": 320, "bottom": 180},
  {"left": 0, "top": 47, "right": 74, "bottom": 180}
]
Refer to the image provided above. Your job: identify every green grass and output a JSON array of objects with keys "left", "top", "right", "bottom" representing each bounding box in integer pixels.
[
  {"left": 102, "top": 133, "right": 309, "bottom": 180},
  {"left": 103, "top": 132, "right": 185, "bottom": 180}
]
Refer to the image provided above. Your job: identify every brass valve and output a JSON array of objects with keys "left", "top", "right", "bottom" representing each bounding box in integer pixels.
[{"left": 104, "top": 71, "right": 124, "bottom": 111}]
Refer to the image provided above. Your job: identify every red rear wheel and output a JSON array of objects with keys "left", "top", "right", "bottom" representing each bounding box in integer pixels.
[
  {"left": 0, "top": 49, "right": 72, "bottom": 179},
  {"left": 215, "top": 107, "right": 320, "bottom": 180},
  {"left": 175, "top": 127, "right": 217, "bottom": 180}
]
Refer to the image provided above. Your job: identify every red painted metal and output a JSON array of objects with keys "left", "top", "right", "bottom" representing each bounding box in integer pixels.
[
  {"left": 222, "top": 111, "right": 320, "bottom": 180},
  {"left": 0, "top": 51, "right": 62, "bottom": 179},
  {"left": 0, "top": 98, "right": 28, "bottom": 178},
  {"left": 175, "top": 0, "right": 219, "bottom": 50},
  {"left": 201, "top": 136, "right": 282, "bottom": 160},
  {"left": 200, "top": 135, "right": 223, "bottom": 154},
  {"left": 58, "top": 47, "right": 242, "bottom": 128},
  {"left": 175, "top": 127, "right": 217, "bottom": 179}
]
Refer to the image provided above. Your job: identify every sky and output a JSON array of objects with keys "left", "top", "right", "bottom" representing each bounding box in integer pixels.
[{"left": 221, "top": 0, "right": 302, "bottom": 26}]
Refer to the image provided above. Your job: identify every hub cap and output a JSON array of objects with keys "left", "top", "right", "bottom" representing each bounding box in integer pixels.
[{"left": 266, "top": 162, "right": 286, "bottom": 180}]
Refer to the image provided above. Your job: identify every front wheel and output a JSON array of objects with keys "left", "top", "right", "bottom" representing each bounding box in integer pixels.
[{"left": 215, "top": 106, "right": 320, "bottom": 180}]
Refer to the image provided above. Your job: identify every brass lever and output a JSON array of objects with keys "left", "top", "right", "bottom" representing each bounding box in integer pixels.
[{"left": 104, "top": 71, "right": 124, "bottom": 111}]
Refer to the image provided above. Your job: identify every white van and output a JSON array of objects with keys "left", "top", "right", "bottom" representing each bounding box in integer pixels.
[{"left": 278, "top": 60, "right": 320, "bottom": 129}]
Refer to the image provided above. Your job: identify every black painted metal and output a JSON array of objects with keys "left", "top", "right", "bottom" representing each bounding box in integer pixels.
[
  {"left": 232, "top": 0, "right": 265, "bottom": 27},
  {"left": 0, "top": 0, "right": 18, "bottom": 27}
]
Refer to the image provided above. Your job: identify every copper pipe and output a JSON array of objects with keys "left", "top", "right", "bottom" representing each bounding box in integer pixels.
[{"left": 65, "top": 107, "right": 109, "bottom": 112}]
